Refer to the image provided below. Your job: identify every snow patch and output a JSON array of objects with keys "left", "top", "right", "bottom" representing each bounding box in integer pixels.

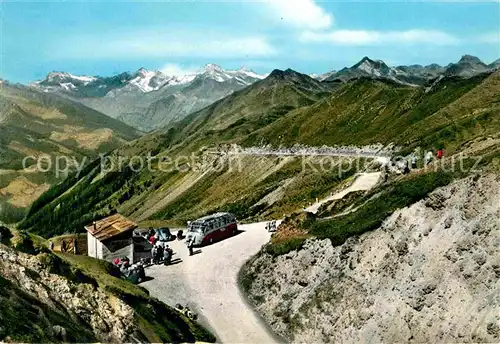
[{"left": 357, "top": 60, "right": 381, "bottom": 77}]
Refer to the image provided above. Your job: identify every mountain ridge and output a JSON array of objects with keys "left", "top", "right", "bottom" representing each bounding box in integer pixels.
[
  {"left": 28, "top": 55, "right": 499, "bottom": 132},
  {"left": 324, "top": 54, "right": 497, "bottom": 86},
  {"left": 18, "top": 67, "right": 500, "bottom": 237},
  {"left": 32, "top": 64, "right": 265, "bottom": 97},
  {"left": 0, "top": 82, "right": 140, "bottom": 223},
  {"left": 30, "top": 64, "right": 266, "bottom": 132}
]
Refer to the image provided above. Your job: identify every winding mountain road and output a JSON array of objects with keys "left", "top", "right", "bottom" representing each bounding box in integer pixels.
[
  {"left": 142, "top": 172, "right": 381, "bottom": 343},
  {"left": 142, "top": 221, "right": 281, "bottom": 344}
]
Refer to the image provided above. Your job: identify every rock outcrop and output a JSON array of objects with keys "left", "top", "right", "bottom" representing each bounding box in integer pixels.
[
  {"left": 242, "top": 174, "right": 500, "bottom": 343},
  {"left": 0, "top": 241, "right": 216, "bottom": 343},
  {"left": 0, "top": 245, "right": 136, "bottom": 342}
]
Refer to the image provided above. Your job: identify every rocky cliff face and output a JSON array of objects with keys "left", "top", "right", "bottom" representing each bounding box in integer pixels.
[
  {"left": 0, "top": 245, "right": 138, "bottom": 342},
  {"left": 0, "top": 240, "right": 215, "bottom": 343},
  {"left": 242, "top": 174, "right": 500, "bottom": 343}
]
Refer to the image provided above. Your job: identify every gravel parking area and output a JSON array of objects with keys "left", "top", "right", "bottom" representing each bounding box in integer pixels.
[{"left": 142, "top": 221, "right": 281, "bottom": 344}]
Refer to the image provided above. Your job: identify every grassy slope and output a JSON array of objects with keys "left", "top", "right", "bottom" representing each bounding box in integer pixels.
[
  {"left": 244, "top": 73, "right": 498, "bottom": 153},
  {"left": 0, "top": 83, "right": 140, "bottom": 223},
  {"left": 19, "top": 71, "right": 500, "bottom": 237},
  {"left": 265, "top": 147, "right": 500, "bottom": 256},
  {"left": 0, "top": 227, "right": 215, "bottom": 343},
  {"left": 0, "top": 84, "right": 139, "bottom": 140}
]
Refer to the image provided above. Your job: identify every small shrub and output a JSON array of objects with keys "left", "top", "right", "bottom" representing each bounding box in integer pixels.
[
  {"left": 265, "top": 237, "right": 307, "bottom": 256},
  {"left": 12, "top": 231, "right": 38, "bottom": 255}
]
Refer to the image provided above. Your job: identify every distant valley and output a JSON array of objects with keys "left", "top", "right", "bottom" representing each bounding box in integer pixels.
[{"left": 0, "top": 82, "right": 139, "bottom": 223}]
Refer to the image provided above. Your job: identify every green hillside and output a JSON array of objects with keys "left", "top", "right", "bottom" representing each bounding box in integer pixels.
[{"left": 0, "top": 83, "right": 140, "bottom": 223}]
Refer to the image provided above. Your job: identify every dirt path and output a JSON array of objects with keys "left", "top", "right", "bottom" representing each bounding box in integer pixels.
[
  {"left": 142, "top": 222, "right": 281, "bottom": 344},
  {"left": 305, "top": 172, "right": 381, "bottom": 214}
]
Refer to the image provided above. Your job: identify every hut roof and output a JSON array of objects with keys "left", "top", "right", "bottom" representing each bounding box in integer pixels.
[{"left": 85, "top": 214, "right": 137, "bottom": 241}]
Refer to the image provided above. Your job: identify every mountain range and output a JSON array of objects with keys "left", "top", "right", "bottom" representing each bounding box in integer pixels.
[
  {"left": 318, "top": 54, "right": 500, "bottom": 85},
  {"left": 29, "top": 55, "right": 499, "bottom": 132},
  {"left": 19, "top": 60, "right": 500, "bottom": 236},
  {"left": 31, "top": 64, "right": 266, "bottom": 131},
  {"left": 7, "top": 53, "right": 500, "bottom": 344}
]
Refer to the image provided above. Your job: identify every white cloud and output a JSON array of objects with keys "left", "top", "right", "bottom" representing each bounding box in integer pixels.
[
  {"left": 160, "top": 63, "right": 198, "bottom": 76},
  {"left": 300, "top": 29, "right": 460, "bottom": 45},
  {"left": 53, "top": 30, "right": 277, "bottom": 60},
  {"left": 476, "top": 32, "right": 499, "bottom": 44},
  {"left": 266, "top": 0, "right": 333, "bottom": 30}
]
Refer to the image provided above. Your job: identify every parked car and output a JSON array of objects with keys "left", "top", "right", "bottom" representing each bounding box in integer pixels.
[{"left": 156, "top": 227, "right": 175, "bottom": 241}]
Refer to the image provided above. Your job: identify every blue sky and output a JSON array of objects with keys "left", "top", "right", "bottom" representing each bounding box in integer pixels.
[{"left": 1, "top": 0, "right": 499, "bottom": 83}]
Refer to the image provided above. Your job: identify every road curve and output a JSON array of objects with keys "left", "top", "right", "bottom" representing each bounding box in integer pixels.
[
  {"left": 305, "top": 172, "right": 381, "bottom": 214},
  {"left": 143, "top": 173, "right": 381, "bottom": 342},
  {"left": 142, "top": 222, "right": 280, "bottom": 344}
]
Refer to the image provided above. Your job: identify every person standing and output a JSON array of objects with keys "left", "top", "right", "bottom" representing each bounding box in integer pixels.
[
  {"left": 187, "top": 238, "right": 194, "bottom": 256},
  {"left": 425, "top": 151, "right": 434, "bottom": 166},
  {"left": 403, "top": 160, "right": 410, "bottom": 175},
  {"left": 149, "top": 234, "right": 156, "bottom": 246},
  {"left": 437, "top": 148, "right": 444, "bottom": 159},
  {"left": 411, "top": 154, "right": 418, "bottom": 169},
  {"left": 157, "top": 243, "right": 164, "bottom": 262},
  {"left": 151, "top": 245, "right": 158, "bottom": 264}
]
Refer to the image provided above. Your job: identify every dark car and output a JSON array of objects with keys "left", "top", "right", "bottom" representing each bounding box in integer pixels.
[{"left": 156, "top": 227, "right": 175, "bottom": 241}]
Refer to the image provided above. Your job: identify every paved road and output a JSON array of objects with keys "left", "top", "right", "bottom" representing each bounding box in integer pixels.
[{"left": 142, "top": 221, "right": 281, "bottom": 344}]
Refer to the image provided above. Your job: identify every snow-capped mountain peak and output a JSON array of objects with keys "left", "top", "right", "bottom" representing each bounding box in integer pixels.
[
  {"left": 237, "top": 67, "right": 266, "bottom": 80},
  {"left": 32, "top": 64, "right": 267, "bottom": 96},
  {"left": 310, "top": 71, "right": 337, "bottom": 81},
  {"left": 129, "top": 68, "right": 170, "bottom": 93},
  {"left": 197, "top": 64, "right": 265, "bottom": 84},
  {"left": 203, "top": 63, "right": 224, "bottom": 73},
  {"left": 40, "top": 71, "right": 97, "bottom": 86}
]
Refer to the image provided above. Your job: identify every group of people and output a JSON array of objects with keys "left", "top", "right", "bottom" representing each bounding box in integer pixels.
[
  {"left": 388, "top": 148, "right": 445, "bottom": 176},
  {"left": 114, "top": 256, "right": 146, "bottom": 283},
  {"left": 141, "top": 227, "right": 195, "bottom": 263},
  {"left": 151, "top": 241, "right": 173, "bottom": 265}
]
